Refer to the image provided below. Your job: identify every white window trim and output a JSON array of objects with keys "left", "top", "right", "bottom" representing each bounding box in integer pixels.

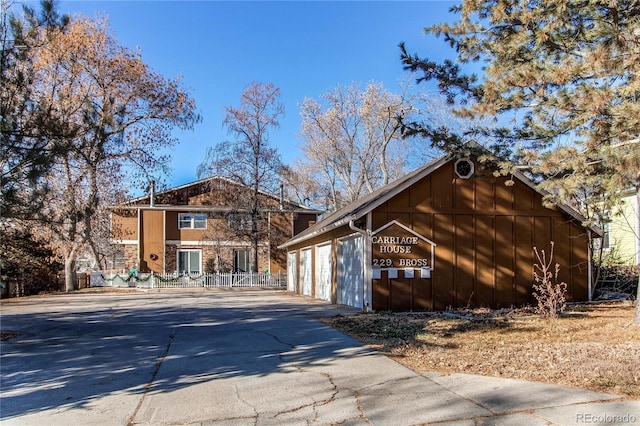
[
  {"left": 176, "top": 249, "right": 202, "bottom": 274},
  {"left": 178, "top": 213, "right": 207, "bottom": 230},
  {"left": 234, "top": 249, "right": 251, "bottom": 273}
]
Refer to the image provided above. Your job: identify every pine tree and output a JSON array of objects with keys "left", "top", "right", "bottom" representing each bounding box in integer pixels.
[
  {"left": 1, "top": 0, "right": 71, "bottom": 220},
  {"left": 401, "top": 0, "right": 640, "bottom": 303},
  {"left": 401, "top": 0, "right": 640, "bottom": 197}
]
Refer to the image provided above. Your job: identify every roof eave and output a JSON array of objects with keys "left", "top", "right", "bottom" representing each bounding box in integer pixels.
[
  {"left": 278, "top": 152, "right": 604, "bottom": 248},
  {"left": 278, "top": 156, "right": 450, "bottom": 249},
  {"left": 122, "top": 175, "right": 315, "bottom": 211},
  {"left": 510, "top": 169, "right": 604, "bottom": 237},
  {"left": 107, "top": 204, "right": 323, "bottom": 215},
  {"left": 278, "top": 214, "right": 361, "bottom": 249}
]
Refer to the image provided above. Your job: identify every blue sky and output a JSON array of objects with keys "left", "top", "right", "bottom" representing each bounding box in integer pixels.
[{"left": 51, "top": 1, "right": 461, "bottom": 188}]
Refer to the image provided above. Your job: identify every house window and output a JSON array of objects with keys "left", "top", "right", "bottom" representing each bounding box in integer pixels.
[
  {"left": 178, "top": 213, "right": 207, "bottom": 229},
  {"left": 602, "top": 220, "right": 611, "bottom": 251},
  {"left": 177, "top": 249, "right": 202, "bottom": 274},
  {"left": 234, "top": 249, "right": 250, "bottom": 272},
  {"left": 228, "top": 213, "right": 252, "bottom": 231}
]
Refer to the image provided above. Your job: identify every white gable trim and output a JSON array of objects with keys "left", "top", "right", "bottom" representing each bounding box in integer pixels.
[{"left": 372, "top": 220, "right": 437, "bottom": 248}]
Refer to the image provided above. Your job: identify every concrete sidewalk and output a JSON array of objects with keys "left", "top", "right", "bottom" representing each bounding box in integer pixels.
[{"left": 1, "top": 289, "right": 638, "bottom": 425}]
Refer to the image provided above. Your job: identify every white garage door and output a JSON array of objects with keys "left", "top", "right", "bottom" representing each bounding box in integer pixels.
[
  {"left": 287, "top": 251, "right": 297, "bottom": 292},
  {"left": 315, "top": 243, "right": 332, "bottom": 301},
  {"left": 300, "top": 248, "right": 312, "bottom": 296},
  {"left": 337, "top": 235, "right": 364, "bottom": 308}
]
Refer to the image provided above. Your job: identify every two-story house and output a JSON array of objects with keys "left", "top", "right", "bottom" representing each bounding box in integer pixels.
[{"left": 110, "top": 177, "right": 321, "bottom": 275}]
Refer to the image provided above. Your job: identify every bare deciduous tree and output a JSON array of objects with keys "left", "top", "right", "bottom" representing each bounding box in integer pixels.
[
  {"left": 296, "top": 81, "right": 411, "bottom": 211},
  {"left": 18, "top": 13, "right": 200, "bottom": 291},
  {"left": 197, "top": 82, "right": 283, "bottom": 272}
]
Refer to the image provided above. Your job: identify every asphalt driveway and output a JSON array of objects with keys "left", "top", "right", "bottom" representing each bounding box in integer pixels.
[{"left": 1, "top": 289, "right": 636, "bottom": 425}]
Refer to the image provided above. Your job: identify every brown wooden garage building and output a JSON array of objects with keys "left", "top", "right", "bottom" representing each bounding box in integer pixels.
[{"left": 279, "top": 154, "right": 602, "bottom": 311}]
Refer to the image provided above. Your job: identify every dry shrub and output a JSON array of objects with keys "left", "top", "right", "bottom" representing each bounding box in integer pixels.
[{"left": 533, "top": 242, "right": 567, "bottom": 319}]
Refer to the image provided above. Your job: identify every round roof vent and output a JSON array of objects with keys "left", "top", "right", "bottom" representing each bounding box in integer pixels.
[{"left": 455, "top": 159, "right": 474, "bottom": 179}]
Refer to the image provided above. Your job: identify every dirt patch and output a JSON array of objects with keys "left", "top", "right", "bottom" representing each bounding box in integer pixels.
[{"left": 322, "top": 302, "right": 640, "bottom": 398}]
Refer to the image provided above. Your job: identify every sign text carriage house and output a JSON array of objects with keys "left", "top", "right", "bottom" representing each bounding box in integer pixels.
[
  {"left": 110, "top": 177, "right": 321, "bottom": 275},
  {"left": 279, "top": 154, "right": 603, "bottom": 311}
]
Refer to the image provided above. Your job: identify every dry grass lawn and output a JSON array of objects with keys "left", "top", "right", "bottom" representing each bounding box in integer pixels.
[{"left": 322, "top": 302, "right": 640, "bottom": 399}]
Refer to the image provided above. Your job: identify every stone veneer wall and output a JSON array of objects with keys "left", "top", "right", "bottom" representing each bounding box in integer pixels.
[
  {"left": 122, "top": 243, "right": 271, "bottom": 273},
  {"left": 166, "top": 244, "right": 270, "bottom": 274},
  {"left": 123, "top": 245, "right": 138, "bottom": 270}
]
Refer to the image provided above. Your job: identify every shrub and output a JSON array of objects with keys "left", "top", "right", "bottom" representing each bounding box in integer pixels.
[
  {"left": 1, "top": 229, "right": 63, "bottom": 298},
  {"left": 532, "top": 242, "right": 567, "bottom": 319}
]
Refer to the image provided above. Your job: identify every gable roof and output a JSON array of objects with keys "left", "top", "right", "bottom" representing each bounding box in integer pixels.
[
  {"left": 279, "top": 154, "right": 602, "bottom": 249},
  {"left": 110, "top": 176, "right": 322, "bottom": 214}
]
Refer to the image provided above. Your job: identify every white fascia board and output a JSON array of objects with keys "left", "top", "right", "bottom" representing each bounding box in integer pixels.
[
  {"left": 112, "top": 240, "right": 138, "bottom": 245},
  {"left": 165, "top": 240, "right": 268, "bottom": 247}
]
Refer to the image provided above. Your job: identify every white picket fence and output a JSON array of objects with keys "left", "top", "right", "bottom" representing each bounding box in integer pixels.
[{"left": 90, "top": 271, "right": 286, "bottom": 289}]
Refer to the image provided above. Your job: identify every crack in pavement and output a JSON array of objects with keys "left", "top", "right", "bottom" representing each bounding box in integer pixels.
[
  {"left": 352, "top": 390, "right": 372, "bottom": 425},
  {"left": 270, "top": 370, "right": 339, "bottom": 419},
  {"left": 261, "top": 330, "right": 372, "bottom": 425},
  {"left": 234, "top": 382, "right": 260, "bottom": 425},
  {"left": 126, "top": 328, "right": 177, "bottom": 426}
]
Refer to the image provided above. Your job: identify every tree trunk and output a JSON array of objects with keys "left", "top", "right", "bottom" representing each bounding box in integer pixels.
[
  {"left": 65, "top": 256, "right": 77, "bottom": 292},
  {"left": 252, "top": 241, "right": 259, "bottom": 273},
  {"left": 64, "top": 245, "right": 79, "bottom": 292}
]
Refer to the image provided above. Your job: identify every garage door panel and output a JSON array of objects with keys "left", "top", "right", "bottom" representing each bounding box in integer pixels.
[
  {"left": 287, "top": 252, "right": 297, "bottom": 293},
  {"left": 315, "top": 244, "right": 332, "bottom": 301},
  {"left": 337, "top": 235, "right": 363, "bottom": 308},
  {"left": 300, "top": 248, "right": 312, "bottom": 296}
]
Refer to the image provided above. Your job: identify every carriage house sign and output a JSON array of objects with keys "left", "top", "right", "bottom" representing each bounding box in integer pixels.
[{"left": 371, "top": 220, "right": 436, "bottom": 279}]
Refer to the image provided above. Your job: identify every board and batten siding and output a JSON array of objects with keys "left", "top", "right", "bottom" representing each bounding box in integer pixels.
[
  {"left": 281, "top": 158, "right": 593, "bottom": 311},
  {"left": 140, "top": 210, "right": 165, "bottom": 273},
  {"left": 371, "top": 161, "right": 590, "bottom": 310}
]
